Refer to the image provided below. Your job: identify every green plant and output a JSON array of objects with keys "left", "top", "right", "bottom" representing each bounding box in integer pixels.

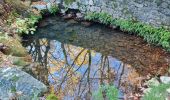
[
  {"left": 92, "top": 85, "right": 119, "bottom": 100},
  {"left": 85, "top": 12, "right": 113, "bottom": 25},
  {"left": 13, "top": 58, "right": 27, "bottom": 66},
  {"left": 46, "top": 93, "right": 58, "bottom": 100},
  {"left": 64, "top": 0, "right": 76, "bottom": 5},
  {"left": 85, "top": 12, "right": 170, "bottom": 51},
  {"left": 49, "top": 4, "right": 59, "bottom": 15},
  {"left": 15, "top": 14, "right": 41, "bottom": 34},
  {"left": 143, "top": 83, "right": 170, "bottom": 100}
]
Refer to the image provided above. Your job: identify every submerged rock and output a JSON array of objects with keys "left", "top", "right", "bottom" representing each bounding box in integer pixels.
[
  {"left": 81, "top": 21, "right": 92, "bottom": 27},
  {"left": 0, "top": 67, "right": 47, "bottom": 100}
]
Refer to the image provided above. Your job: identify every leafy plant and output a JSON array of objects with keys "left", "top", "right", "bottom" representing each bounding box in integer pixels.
[
  {"left": 85, "top": 12, "right": 170, "bottom": 51},
  {"left": 64, "top": 0, "right": 76, "bottom": 5},
  {"left": 92, "top": 85, "right": 119, "bottom": 100},
  {"left": 49, "top": 4, "right": 59, "bottom": 15},
  {"left": 85, "top": 12, "right": 113, "bottom": 25},
  {"left": 143, "top": 83, "right": 170, "bottom": 100},
  {"left": 46, "top": 93, "right": 58, "bottom": 100},
  {"left": 15, "top": 14, "right": 42, "bottom": 34}
]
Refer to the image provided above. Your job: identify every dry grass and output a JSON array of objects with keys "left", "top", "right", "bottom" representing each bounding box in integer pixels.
[{"left": 0, "top": 33, "right": 27, "bottom": 57}]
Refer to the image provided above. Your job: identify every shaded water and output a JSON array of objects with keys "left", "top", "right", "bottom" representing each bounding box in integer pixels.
[{"left": 22, "top": 16, "right": 170, "bottom": 99}]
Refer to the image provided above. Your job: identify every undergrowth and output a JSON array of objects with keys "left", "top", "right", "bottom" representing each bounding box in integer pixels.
[
  {"left": 143, "top": 83, "right": 170, "bottom": 100},
  {"left": 15, "top": 14, "right": 42, "bottom": 35},
  {"left": 49, "top": 4, "right": 59, "bottom": 15},
  {"left": 92, "top": 85, "right": 118, "bottom": 100},
  {"left": 85, "top": 12, "right": 170, "bottom": 51}
]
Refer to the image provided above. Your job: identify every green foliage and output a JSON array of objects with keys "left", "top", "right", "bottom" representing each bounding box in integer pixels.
[
  {"left": 85, "top": 12, "right": 113, "bottom": 25},
  {"left": 46, "top": 93, "right": 58, "bottom": 100},
  {"left": 13, "top": 58, "right": 27, "bottom": 66},
  {"left": 49, "top": 4, "right": 59, "bottom": 15},
  {"left": 7, "top": 10, "right": 20, "bottom": 25},
  {"left": 92, "top": 85, "right": 118, "bottom": 100},
  {"left": 64, "top": 0, "right": 76, "bottom": 5},
  {"left": 143, "top": 83, "right": 170, "bottom": 100},
  {"left": 85, "top": 12, "right": 170, "bottom": 51},
  {"left": 15, "top": 14, "right": 42, "bottom": 34}
]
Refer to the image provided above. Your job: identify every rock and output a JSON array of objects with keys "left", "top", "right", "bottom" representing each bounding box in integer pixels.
[
  {"left": 81, "top": 21, "right": 92, "bottom": 27},
  {"left": 67, "top": 19, "right": 78, "bottom": 24},
  {"left": 160, "top": 76, "right": 170, "bottom": 84},
  {"left": 63, "top": 14, "right": 74, "bottom": 19},
  {"left": 0, "top": 43, "right": 8, "bottom": 52},
  {"left": 32, "top": 4, "right": 47, "bottom": 11},
  {"left": 0, "top": 43, "right": 3, "bottom": 47},
  {"left": 109, "top": 25, "right": 118, "bottom": 29},
  {"left": 76, "top": 13, "right": 84, "bottom": 19},
  {"left": 0, "top": 67, "right": 47, "bottom": 100},
  {"left": 166, "top": 88, "right": 170, "bottom": 93},
  {"left": 146, "top": 77, "right": 160, "bottom": 87}
]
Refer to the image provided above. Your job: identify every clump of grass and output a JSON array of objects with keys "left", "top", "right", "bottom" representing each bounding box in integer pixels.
[
  {"left": 12, "top": 58, "right": 28, "bottom": 66},
  {"left": 85, "top": 12, "right": 170, "bottom": 51},
  {"left": 0, "top": 33, "right": 27, "bottom": 57}
]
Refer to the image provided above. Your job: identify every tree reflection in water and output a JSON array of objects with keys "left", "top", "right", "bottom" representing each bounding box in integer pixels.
[{"left": 23, "top": 37, "right": 142, "bottom": 99}]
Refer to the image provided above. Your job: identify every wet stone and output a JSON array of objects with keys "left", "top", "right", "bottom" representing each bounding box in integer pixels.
[{"left": 0, "top": 67, "right": 47, "bottom": 100}]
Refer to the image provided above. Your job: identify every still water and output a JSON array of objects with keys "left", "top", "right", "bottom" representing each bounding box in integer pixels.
[{"left": 22, "top": 16, "right": 170, "bottom": 99}]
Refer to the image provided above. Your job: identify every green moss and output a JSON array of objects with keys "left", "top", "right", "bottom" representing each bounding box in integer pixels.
[
  {"left": 85, "top": 12, "right": 170, "bottom": 51},
  {"left": 11, "top": 75, "right": 19, "bottom": 82}
]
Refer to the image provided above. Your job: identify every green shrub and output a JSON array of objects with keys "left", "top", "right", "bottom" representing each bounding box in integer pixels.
[
  {"left": 85, "top": 12, "right": 113, "bottom": 25},
  {"left": 49, "top": 4, "right": 59, "bottom": 15},
  {"left": 143, "top": 83, "right": 170, "bottom": 100},
  {"left": 15, "top": 14, "right": 42, "bottom": 34},
  {"left": 46, "top": 93, "right": 58, "bottom": 100},
  {"left": 92, "top": 85, "right": 119, "bottom": 100},
  {"left": 85, "top": 12, "right": 170, "bottom": 51}
]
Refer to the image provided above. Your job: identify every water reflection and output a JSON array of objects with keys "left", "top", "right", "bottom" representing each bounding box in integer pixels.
[
  {"left": 25, "top": 38, "right": 132, "bottom": 99},
  {"left": 22, "top": 17, "right": 170, "bottom": 99}
]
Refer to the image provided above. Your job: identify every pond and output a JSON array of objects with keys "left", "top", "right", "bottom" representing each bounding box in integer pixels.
[{"left": 22, "top": 16, "right": 170, "bottom": 99}]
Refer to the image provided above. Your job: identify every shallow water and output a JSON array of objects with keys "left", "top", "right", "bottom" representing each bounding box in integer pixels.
[{"left": 22, "top": 16, "right": 170, "bottom": 99}]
